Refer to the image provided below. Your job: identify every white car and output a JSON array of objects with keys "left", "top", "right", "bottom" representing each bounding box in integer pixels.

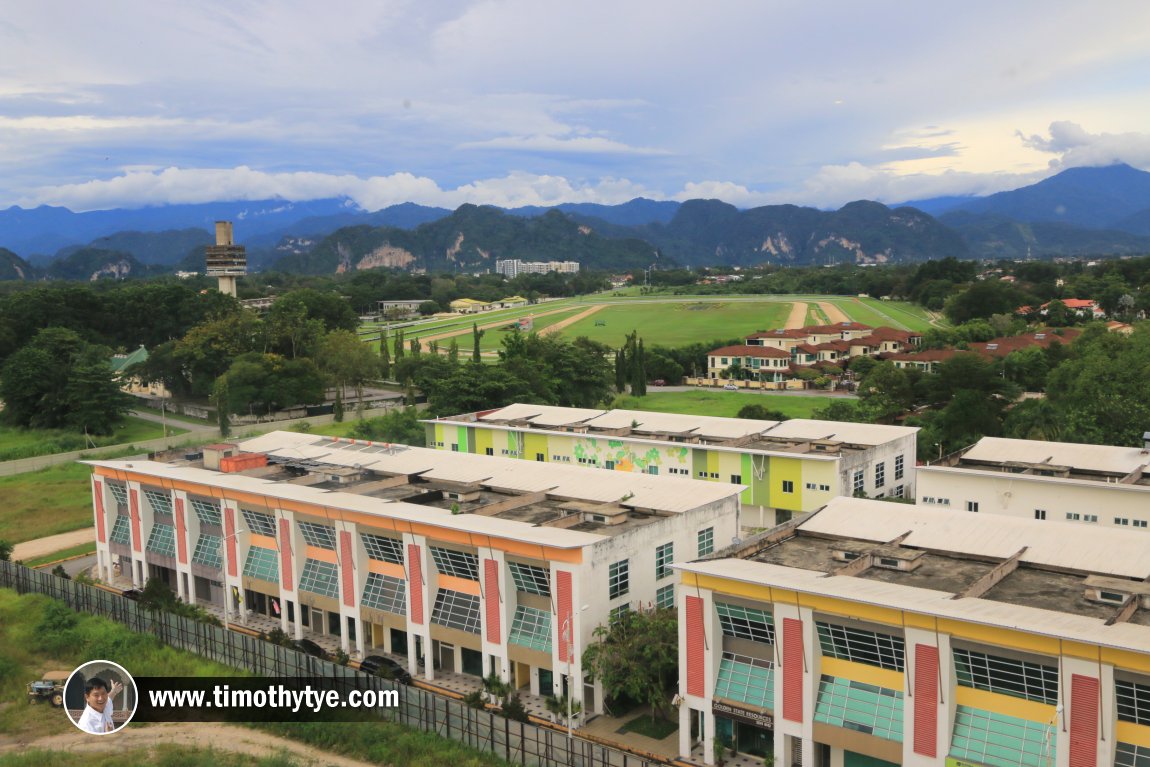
[{"left": 723, "top": 383, "right": 739, "bottom": 391}]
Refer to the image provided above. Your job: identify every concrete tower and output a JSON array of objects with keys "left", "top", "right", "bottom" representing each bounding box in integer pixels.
[{"left": 205, "top": 221, "right": 247, "bottom": 297}]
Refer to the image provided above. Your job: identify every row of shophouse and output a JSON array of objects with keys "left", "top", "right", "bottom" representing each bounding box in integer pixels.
[{"left": 85, "top": 402, "right": 1150, "bottom": 767}]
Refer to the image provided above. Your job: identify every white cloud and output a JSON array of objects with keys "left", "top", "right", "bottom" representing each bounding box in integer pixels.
[
  {"left": 457, "top": 134, "right": 671, "bottom": 156},
  {"left": 1018, "top": 121, "right": 1150, "bottom": 170}
]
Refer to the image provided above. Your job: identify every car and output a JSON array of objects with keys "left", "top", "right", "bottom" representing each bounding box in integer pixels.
[
  {"left": 723, "top": 383, "right": 739, "bottom": 391},
  {"left": 651, "top": 379, "right": 666, "bottom": 386},
  {"left": 292, "top": 639, "right": 328, "bottom": 659},
  {"left": 359, "top": 655, "right": 413, "bottom": 684}
]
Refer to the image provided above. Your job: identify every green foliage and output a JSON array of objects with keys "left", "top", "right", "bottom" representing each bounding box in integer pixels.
[
  {"left": 349, "top": 407, "right": 425, "bottom": 446},
  {"left": 463, "top": 689, "right": 487, "bottom": 709},
  {"left": 0, "top": 327, "right": 132, "bottom": 434},
  {"left": 943, "top": 280, "right": 1031, "bottom": 325},
  {"left": 500, "top": 693, "right": 530, "bottom": 723},
  {"left": 736, "top": 404, "right": 791, "bottom": 421},
  {"left": 0, "top": 540, "right": 11, "bottom": 561},
  {"left": 216, "top": 353, "right": 327, "bottom": 415},
  {"left": 582, "top": 606, "right": 678, "bottom": 722}
]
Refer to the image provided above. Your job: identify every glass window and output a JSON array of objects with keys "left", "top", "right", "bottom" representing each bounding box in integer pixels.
[
  {"left": 191, "top": 534, "right": 222, "bottom": 568},
  {"left": 297, "top": 521, "right": 336, "bottom": 550},
  {"left": 815, "top": 675, "right": 903, "bottom": 742},
  {"left": 949, "top": 705, "right": 1055, "bottom": 767},
  {"left": 655, "top": 542, "right": 673, "bottom": 580},
  {"left": 874, "top": 462, "right": 885, "bottom": 489},
  {"left": 106, "top": 481, "right": 128, "bottom": 506},
  {"left": 853, "top": 470, "right": 864, "bottom": 493},
  {"left": 1117, "top": 679, "right": 1150, "bottom": 725},
  {"left": 698, "top": 527, "right": 714, "bottom": 556},
  {"left": 1116, "top": 742, "right": 1150, "bottom": 767},
  {"left": 145, "top": 523, "right": 176, "bottom": 556},
  {"left": 509, "top": 562, "right": 550, "bottom": 596},
  {"left": 610, "top": 604, "right": 630, "bottom": 625},
  {"left": 142, "top": 488, "right": 173, "bottom": 516},
  {"left": 109, "top": 515, "right": 132, "bottom": 545},
  {"left": 431, "top": 547, "right": 480, "bottom": 580},
  {"left": 243, "top": 546, "right": 279, "bottom": 583},
  {"left": 361, "top": 533, "right": 403, "bottom": 564},
  {"left": 241, "top": 509, "right": 277, "bottom": 536},
  {"left": 656, "top": 584, "right": 674, "bottom": 610},
  {"left": 431, "top": 589, "right": 481, "bottom": 634},
  {"left": 608, "top": 560, "right": 629, "bottom": 599},
  {"left": 894, "top": 455, "right": 904, "bottom": 480},
  {"left": 782, "top": 480, "right": 794, "bottom": 493},
  {"left": 816, "top": 621, "right": 905, "bottom": 671},
  {"left": 952, "top": 647, "right": 1058, "bottom": 705},
  {"left": 361, "top": 573, "right": 406, "bottom": 615},
  {"left": 298, "top": 559, "right": 340, "bottom": 599},
  {"left": 509, "top": 606, "right": 552, "bottom": 652},
  {"left": 714, "top": 652, "right": 773, "bottom": 709},
  {"left": 717, "top": 602, "right": 775, "bottom": 644},
  {"left": 190, "top": 498, "right": 222, "bottom": 526}
]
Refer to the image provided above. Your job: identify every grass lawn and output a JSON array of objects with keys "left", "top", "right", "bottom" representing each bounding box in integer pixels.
[
  {"left": 617, "top": 714, "right": 678, "bottom": 739},
  {"left": 24, "top": 541, "right": 96, "bottom": 568},
  {"left": 557, "top": 301, "right": 794, "bottom": 348},
  {"left": 0, "top": 416, "right": 188, "bottom": 462},
  {"left": 614, "top": 390, "right": 837, "bottom": 419},
  {"left": 0, "top": 462, "right": 94, "bottom": 543},
  {"left": 857, "top": 297, "right": 944, "bottom": 331}
]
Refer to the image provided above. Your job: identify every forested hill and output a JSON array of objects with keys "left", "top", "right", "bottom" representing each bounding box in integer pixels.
[
  {"left": 0, "top": 247, "right": 35, "bottom": 280},
  {"left": 272, "top": 205, "right": 662, "bottom": 275}
]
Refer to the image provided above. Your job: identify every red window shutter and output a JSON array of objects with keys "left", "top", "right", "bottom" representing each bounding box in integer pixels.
[
  {"left": 278, "top": 519, "right": 293, "bottom": 591},
  {"left": 129, "top": 489, "right": 142, "bottom": 552},
  {"left": 224, "top": 507, "right": 238, "bottom": 577},
  {"left": 174, "top": 498, "right": 188, "bottom": 564},
  {"left": 782, "top": 617, "right": 804, "bottom": 722},
  {"left": 408, "top": 544, "right": 424, "bottom": 625},
  {"left": 557, "top": 570, "right": 573, "bottom": 662},
  {"left": 340, "top": 531, "right": 354, "bottom": 607},
  {"left": 94, "top": 480, "right": 106, "bottom": 544},
  {"left": 913, "top": 644, "right": 939, "bottom": 756},
  {"left": 484, "top": 559, "right": 501, "bottom": 643},
  {"left": 685, "top": 596, "right": 705, "bottom": 697},
  {"left": 1069, "top": 674, "right": 1099, "bottom": 767}
]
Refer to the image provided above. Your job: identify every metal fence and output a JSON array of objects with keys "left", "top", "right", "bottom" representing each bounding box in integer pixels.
[{"left": 0, "top": 560, "right": 665, "bottom": 767}]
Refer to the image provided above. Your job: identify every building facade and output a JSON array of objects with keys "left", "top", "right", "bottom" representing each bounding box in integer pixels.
[
  {"left": 494, "top": 259, "right": 580, "bottom": 279},
  {"left": 86, "top": 431, "right": 741, "bottom": 715},
  {"left": 676, "top": 497, "right": 1150, "bottom": 767},
  {"left": 917, "top": 436, "right": 1150, "bottom": 529},
  {"left": 426, "top": 404, "right": 918, "bottom": 529}
]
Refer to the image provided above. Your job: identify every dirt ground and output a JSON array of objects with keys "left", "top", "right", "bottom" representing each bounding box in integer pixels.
[
  {"left": 537, "top": 304, "right": 604, "bottom": 336},
  {"left": 417, "top": 306, "right": 574, "bottom": 346},
  {"left": 0, "top": 721, "right": 376, "bottom": 766},
  {"left": 10, "top": 528, "right": 94, "bottom": 561},
  {"left": 784, "top": 302, "right": 808, "bottom": 329},
  {"left": 818, "top": 301, "right": 850, "bottom": 323}
]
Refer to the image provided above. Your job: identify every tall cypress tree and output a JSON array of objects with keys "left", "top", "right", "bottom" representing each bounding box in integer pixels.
[{"left": 379, "top": 329, "right": 391, "bottom": 379}]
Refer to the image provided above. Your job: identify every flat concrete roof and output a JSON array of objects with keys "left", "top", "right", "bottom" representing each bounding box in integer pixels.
[
  {"left": 952, "top": 436, "right": 1150, "bottom": 480},
  {"left": 676, "top": 497, "right": 1150, "bottom": 654}
]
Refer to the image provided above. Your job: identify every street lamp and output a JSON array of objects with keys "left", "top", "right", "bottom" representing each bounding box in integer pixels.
[
  {"left": 562, "top": 604, "right": 590, "bottom": 761},
  {"left": 219, "top": 525, "right": 252, "bottom": 634}
]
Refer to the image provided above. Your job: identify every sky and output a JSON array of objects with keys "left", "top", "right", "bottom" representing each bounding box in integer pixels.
[{"left": 3, "top": 1, "right": 1150, "bottom": 212}]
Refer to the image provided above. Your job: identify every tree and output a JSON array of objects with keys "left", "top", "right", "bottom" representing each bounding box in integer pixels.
[
  {"left": 943, "top": 281, "right": 1029, "bottom": 325},
  {"left": 0, "top": 327, "right": 132, "bottom": 434},
  {"left": 582, "top": 606, "right": 678, "bottom": 721},
  {"left": 276, "top": 288, "right": 359, "bottom": 333},
  {"left": 0, "top": 539, "right": 12, "bottom": 561},
  {"left": 472, "top": 323, "right": 484, "bottom": 363},
  {"left": 350, "top": 407, "right": 426, "bottom": 445},
  {"left": 737, "top": 404, "right": 790, "bottom": 421},
  {"left": 379, "top": 329, "right": 391, "bottom": 379},
  {"left": 215, "top": 353, "right": 325, "bottom": 416},
  {"left": 856, "top": 362, "right": 915, "bottom": 423},
  {"left": 315, "top": 329, "right": 378, "bottom": 406}
]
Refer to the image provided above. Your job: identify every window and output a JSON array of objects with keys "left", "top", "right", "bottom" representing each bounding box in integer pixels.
[
  {"left": 1115, "top": 517, "right": 1130, "bottom": 526},
  {"left": 891, "top": 485, "right": 904, "bottom": 498},
  {"left": 299, "top": 559, "right": 340, "bottom": 598},
  {"left": 145, "top": 523, "right": 176, "bottom": 557},
  {"left": 952, "top": 647, "right": 1058, "bottom": 704},
  {"left": 716, "top": 602, "right": 774, "bottom": 644},
  {"left": 1136, "top": 520, "right": 1148, "bottom": 529},
  {"left": 361, "top": 573, "right": 406, "bottom": 614},
  {"left": 805, "top": 482, "right": 817, "bottom": 490},
  {"left": 485, "top": 447, "right": 494, "bottom": 456},
  {"left": 950, "top": 706, "right": 1054, "bottom": 767},
  {"left": 605, "top": 460, "right": 615, "bottom": 470},
  {"left": 142, "top": 488, "right": 173, "bottom": 516},
  {"left": 609, "top": 604, "right": 630, "bottom": 625},
  {"left": 814, "top": 675, "right": 903, "bottom": 742},
  {"left": 894, "top": 455, "right": 904, "bottom": 481},
  {"left": 190, "top": 498, "right": 222, "bottom": 527},
  {"left": 782, "top": 480, "right": 794, "bottom": 494},
  {"left": 297, "top": 521, "right": 336, "bottom": 550},
  {"left": 1117, "top": 678, "right": 1150, "bottom": 725},
  {"left": 243, "top": 546, "right": 279, "bottom": 583},
  {"left": 874, "top": 462, "right": 885, "bottom": 489},
  {"left": 191, "top": 534, "right": 222, "bottom": 569},
  {"left": 109, "top": 515, "right": 132, "bottom": 545},
  {"left": 1117, "top": 743, "right": 1150, "bottom": 767},
  {"left": 106, "top": 481, "right": 128, "bottom": 506},
  {"left": 361, "top": 533, "right": 404, "bottom": 564},
  {"left": 450, "top": 444, "right": 459, "bottom": 452},
  {"left": 241, "top": 509, "right": 277, "bottom": 536},
  {"left": 1085, "top": 515, "right": 1098, "bottom": 523},
  {"left": 1035, "top": 509, "right": 1047, "bottom": 520},
  {"left": 535, "top": 452, "right": 545, "bottom": 462},
  {"left": 654, "top": 542, "right": 673, "bottom": 579},
  {"left": 656, "top": 584, "right": 674, "bottom": 610},
  {"left": 715, "top": 653, "right": 773, "bottom": 709},
  {"left": 1066, "top": 512, "right": 1080, "bottom": 520},
  {"left": 647, "top": 466, "right": 659, "bottom": 475},
  {"left": 431, "top": 589, "right": 482, "bottom": 634},
  {"left": 853, "top": 470, "right": 864, "bottom": 493},
  {"left": 431, "top": 547, "right": 479, "bottom": 580},
  {"left": 509, "top": 606, "right": 552, "bottom": 652},
  {"left": 966, "top": 501, "right": 979, "bottom": 513},
  {"left": 698, "top": 527, "right": 714, "bottom": 557},
  {"left": 608, "top": 560, "right": 629, "bottom": 599},
  {"left": 508, "top": 562, "right": 550, "bottom": 596},
  {"left": 816, "top": 622, "right": 905, "bottom": 671},
  {"left": 730, "top": 474, "right": 742, "bottom": 484}
]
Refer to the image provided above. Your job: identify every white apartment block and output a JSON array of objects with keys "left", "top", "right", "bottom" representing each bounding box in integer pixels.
[{"left": 495, "top": 259, "right": 580, "bottom": 279}]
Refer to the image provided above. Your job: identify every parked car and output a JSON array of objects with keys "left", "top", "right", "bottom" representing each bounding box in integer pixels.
[
  {"left": 359, "top": 655, "right": 413, "bottom": 684},
  {"left": 723, "top": 383, "right": 739, "bottom": 391},
  {"left": 292, "top": 639, "right": 328, "bottom": 659},
  {"left": 651, "top": 379, "right": 666, "bottom": 386}
]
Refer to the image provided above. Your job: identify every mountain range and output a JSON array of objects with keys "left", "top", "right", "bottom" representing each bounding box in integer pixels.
[{"left": 1, "top": 163, "right": 1150, "bottom": 279}]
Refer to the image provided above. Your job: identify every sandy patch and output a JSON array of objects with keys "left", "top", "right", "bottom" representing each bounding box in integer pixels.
[
  {"left": 11, "top": 528, "right": 95, "bottom": 561},
  {"left": 784, "top": 302, "right": 808, "bottom": 329},
  {"left": 818, "top": 301, "right": 850, "bottom": 324},
  {"left": 538, "top": 304, "right": 605, "bottom": 336}
]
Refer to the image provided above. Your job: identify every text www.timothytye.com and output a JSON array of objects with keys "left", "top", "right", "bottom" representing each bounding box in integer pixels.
[{"left": 149, "top": 684, "right": 399, "bottom": 713}]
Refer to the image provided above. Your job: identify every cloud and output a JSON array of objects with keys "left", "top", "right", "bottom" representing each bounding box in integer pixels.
[
  {"left": 1017, "top": 121, "right": 1150, "bottom": 169},
  {"left": 457, "top": 134, "right": 671, "bottom": 156}
]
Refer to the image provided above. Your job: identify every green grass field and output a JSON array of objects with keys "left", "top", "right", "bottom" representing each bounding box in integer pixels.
[
  {"left": 0, "top": 417, "right": 188, "bottom": 462},
  {"left": 613, "top": 390, "right": 838, "bottom": 419},
  {"left": 0, "top": 463, "right": 94, "bottom": 543},
  {"left": 558, "top": 301, "right": 794, "bottom": 347}
]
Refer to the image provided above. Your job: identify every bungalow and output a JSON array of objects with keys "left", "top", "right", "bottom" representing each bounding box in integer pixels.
[
  {"left": 706, "top": 345, "right": 793, "bottom": 381},
  {"left": 449, "top": 298, "right": 492, "bottom": 314}
]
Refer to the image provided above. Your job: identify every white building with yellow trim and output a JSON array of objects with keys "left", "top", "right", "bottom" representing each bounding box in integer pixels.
[
  {"left": 427, "top": 403, "right": 918, "bottom": 529},
  {"left": 676, "top": 497, "right": 1150, "bottom": 767},
  {"left": 86, "top": 430, "right": 741, "bottom": 715}
]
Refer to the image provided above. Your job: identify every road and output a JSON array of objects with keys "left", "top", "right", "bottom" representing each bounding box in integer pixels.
[{"left": 657, "top": 385, "right": 857, "bottom": 399}]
